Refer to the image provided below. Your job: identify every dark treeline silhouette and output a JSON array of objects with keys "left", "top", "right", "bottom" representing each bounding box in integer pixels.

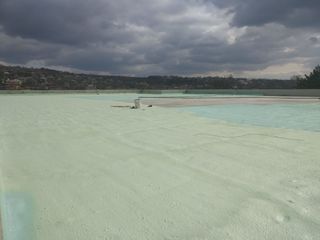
[
  {"left": 297, "top": 65, "right": 320, "bottom": 89},
  {"left": 0, "top": 64, "right": 298, "bottom": 90}
]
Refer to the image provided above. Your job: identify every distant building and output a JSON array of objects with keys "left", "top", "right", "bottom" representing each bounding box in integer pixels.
[
  {"left": 86, "top": 84, "right": 96, "bottom": 90},
  {"left": 6, "top": 79, "right": 22, "bottom": 90}
]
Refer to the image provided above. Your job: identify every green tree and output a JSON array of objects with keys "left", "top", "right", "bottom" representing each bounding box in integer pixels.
[{"left": 297, "top": 65, "right": 320, "bottom": 88}]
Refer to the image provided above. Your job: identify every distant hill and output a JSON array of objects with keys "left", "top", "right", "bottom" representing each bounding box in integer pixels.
[{"left": 0, "top": 64, "right": 297, "bottom": 90}]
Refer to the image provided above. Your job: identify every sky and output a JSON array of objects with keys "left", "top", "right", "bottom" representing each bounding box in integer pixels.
[{"left": 0, "top": 0, "right": 320, "bottom": 78}]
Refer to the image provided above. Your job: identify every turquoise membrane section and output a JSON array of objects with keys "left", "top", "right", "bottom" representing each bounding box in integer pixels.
[
  {"left": 1, "top": 193, "right": 34, "bottom": 240},
  {"left": 179, "top": 103, "right": 320, "bottom": 132}
]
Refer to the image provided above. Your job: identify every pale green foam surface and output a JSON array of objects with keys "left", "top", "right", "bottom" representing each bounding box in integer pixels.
[{"left": 1, "top": 94, "right": 320, "bottom": 240}]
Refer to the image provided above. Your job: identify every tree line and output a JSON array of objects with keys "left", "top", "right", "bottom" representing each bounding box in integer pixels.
[
  {"left": 0, "top": 64, "right": 319, "bottom": 90},
  {"left": 296, "top": 65, "right": 320, "bottom": 89}
]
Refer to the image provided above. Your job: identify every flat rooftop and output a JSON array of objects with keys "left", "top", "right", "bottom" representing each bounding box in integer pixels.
[{"left": 1, "top": 94, "right": 320, "bottom": 240}]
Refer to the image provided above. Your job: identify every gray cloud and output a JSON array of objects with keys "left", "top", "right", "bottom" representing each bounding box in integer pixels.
[
  {"left": 0, "top": 0, "right": 110, "bottom": 45},
  {"left": 210, "top": 0, "right": 320, "bottom": 28},
  {"left": 0, "top": 0, "right": 319, "bottom": 77}
]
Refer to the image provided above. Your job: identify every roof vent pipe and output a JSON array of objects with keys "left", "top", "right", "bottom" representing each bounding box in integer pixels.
[{"left": 134, "top": 98, "right": 141, "bottom": 109}]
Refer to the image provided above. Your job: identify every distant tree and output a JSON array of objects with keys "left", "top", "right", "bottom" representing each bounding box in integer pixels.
[
  {"left": 0, "top": 71, "right": 4, "bottom": 81},
  {"left": 290, "top": 75, "right": 303, "bottom": 81},
  {"left": 297, "top": 65, "right": 320, "bottom": 88}
]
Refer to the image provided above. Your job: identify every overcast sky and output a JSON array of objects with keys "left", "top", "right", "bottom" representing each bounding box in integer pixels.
[{"left": 0, "top": 0, "right": 319, "bottom": 78}]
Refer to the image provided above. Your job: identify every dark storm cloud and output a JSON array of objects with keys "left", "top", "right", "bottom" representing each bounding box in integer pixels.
[
  {"left": 158, "top": 24, "right": 312, "bottom": 75},
  {"left": 210, "top": 0, "right": 320, "bottom": 28},
  {"left": 0, "top": 0, "right": 189, "bottom": 45},
  {"left": 0, "top": 0, "right": 319, "bottom": 77},
  {"left": 309, "top": 37, "right": 319, "bottom": 44},
  {"left": 0, "top": 0, "right": 115, "bottom": 45},
  {"left": 0, "top": 31, "right": 60, "bottom": 63}
]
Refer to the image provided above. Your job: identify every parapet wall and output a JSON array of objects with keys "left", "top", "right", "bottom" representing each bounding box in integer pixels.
[
  {"left": 0, "top": 89, "right": 186, "bottom": 94},
  {"left": 0, "top": 89, "right": 137, "bottom": 94},
  {"left": 185, "top": 89, "right": 320, "bottom": 97},
  {"left": 1, "top": 89, "right": 320, "bottom": 97}
]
